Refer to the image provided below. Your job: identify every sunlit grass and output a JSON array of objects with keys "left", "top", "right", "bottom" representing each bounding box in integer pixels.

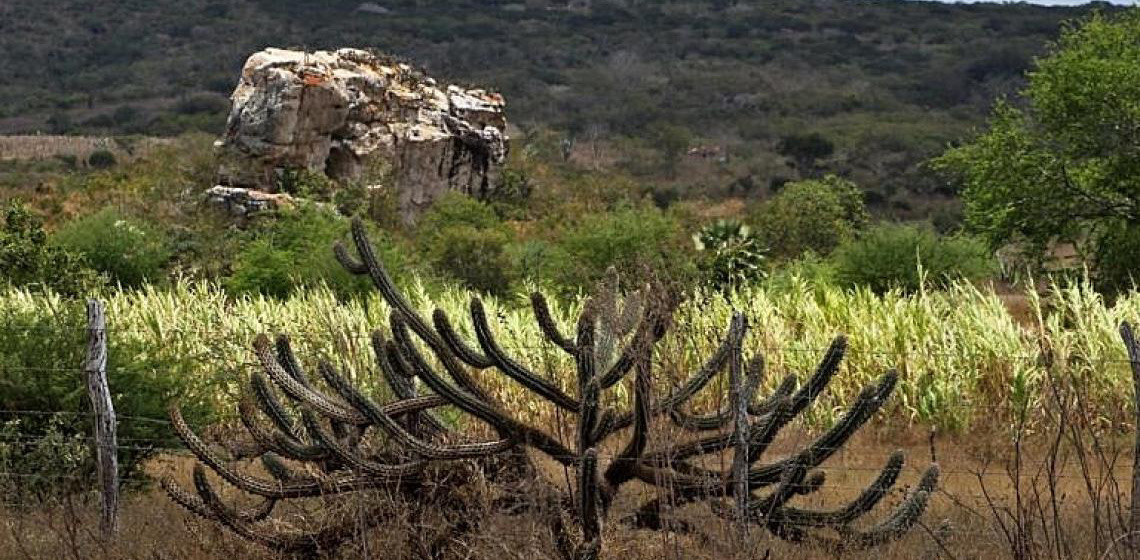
[{"left": 2, "top": 277, "right": 1137, "bottom": 432}]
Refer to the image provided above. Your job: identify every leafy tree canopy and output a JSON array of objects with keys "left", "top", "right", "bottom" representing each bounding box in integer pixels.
[{"left": 935, "top": 9, "right": 1140, "bottom": 271}]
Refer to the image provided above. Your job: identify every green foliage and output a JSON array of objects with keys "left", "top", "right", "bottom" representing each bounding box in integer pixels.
[
  {"left": 86, "top": 149, "right": 117, "bottom": 169},
  {"left": 0, "top": 296, "right": 214, "bottom": 500},
  {"left": 935, "top": 9, "right": 1140, "bottom": 285},
  {"left": 429, "top": 226, "right": 515, "bottom": 297},
  {"left": 52, "top": 208, "right": 172, "bottom": 289},
  {"left": 550, "top": 205, "right": 690, "bottom": 293},
  {"left": 226, "top": 205, "right": 408, "bottom": 300},
  {"left": 1093, "top": 221, "right": 1140, "bottom": 296},
  {"left": 830, "top": 223, "right": 996, "bottom": 294},
  {"left": 0, "top": 203, "right": 103, "bottom": 297},
  {"left": 749, "top": 175, "right": 869, "bottom": 260},
  {"left": 415, "top": 193, "right": 515, "bottom": 296},
  {"left": 777, "top": 132, "right": 835, "bottom": 175},
  {"left": 275, "top": 168, "right": 336, "bottom": 200},
  {"left": 693, "top": 219, "right": 767, "bottom": 292}
]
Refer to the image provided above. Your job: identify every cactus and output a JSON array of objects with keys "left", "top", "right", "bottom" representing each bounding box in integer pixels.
[{"left": 165, "top": 217, "right": 939, "bottom": 557}]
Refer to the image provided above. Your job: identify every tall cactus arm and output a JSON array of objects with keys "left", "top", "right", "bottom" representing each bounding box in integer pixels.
[
  {"left": 750, "top": 374, "right": 797, "bottom": 417},
  {"left": 433, "top": 309, "right": 494, "bottom": 368},
  {"left": 371, "top": 332, "right": 416, "bottom": 398},
  {"left": 238, "top": 395, "right": 330, "bottom": 462},
  {"left": 531, "top": 292, "right": 577, "bottom": 355},
  {"left": 785, "top": 336, "right": 847, "bottom": 418},
  {"left": 391, "top": 316, "right": 579, "bottom": 464},
  {"left": 577, "top": 308, "right": 602, "bottom": 452},
  {"left": 576, "top": 448, "right": 602, "bottom": 560},
  {"left": 603, "top": 353, "right": 653, "bottom": 488},
  {"left": 254, "top": 335, "right": 370, "bottom": 426},
  {"left": 317, "top": 360, "right": 514, "bottom": 460},
  {"left": 668, "top": 353, "right": 766, "bottom": 432},
  {"left": 274, "top": 334, "right": 316, "bottom": 388},
  {"left": 609, "top": 313, "right": 747, "bottom": 431},
  {"left": 594, "top": 304, "right": 669, "bottom": 390},
  {"left": 747, "top": 371, "right": 900, "bottom": 484},
  {"left": 763, "top": 451, "right": 906, "bottom": 529},
  {"left": 161, "top": 477, "right": 277, "bottom": 523},
  {"left": 298, "top": 408, "right": 429, "bottom": 477},
  {"left": 470, "top": 298, "right": 581, "bottom": 412},
  {"left": 172, "top": 403, "right": 413, "bottom": 498},
  {"left": 775, "top": 464, "right": 941, "bottom": 550},
  {"left": 250, "top": 371, "right": 302, "bottom": 439}
]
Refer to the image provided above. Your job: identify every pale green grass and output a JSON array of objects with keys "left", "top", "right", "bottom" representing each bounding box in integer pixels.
[{"left": 2, "top": 278, "right": 1137, "bottom": 432}]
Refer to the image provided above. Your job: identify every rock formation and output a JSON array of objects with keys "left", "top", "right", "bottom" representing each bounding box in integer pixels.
[{"left": 214, "top": 48, "right": 509, "bottom": 222}]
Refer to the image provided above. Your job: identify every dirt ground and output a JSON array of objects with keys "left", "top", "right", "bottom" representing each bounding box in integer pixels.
[{"left": 2, "top": 424, "right": 1135, "bottom": 560}]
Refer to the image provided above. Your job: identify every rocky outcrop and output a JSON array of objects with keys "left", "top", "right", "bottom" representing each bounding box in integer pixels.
[
  {"left": 205, "top": 186, "right": 293, "bottom": 217},
  {"left": 215, "top": 47, "right": 509, "bottom": 222}
]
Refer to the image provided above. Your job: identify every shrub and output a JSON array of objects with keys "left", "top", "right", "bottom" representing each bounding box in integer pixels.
[
  {"left": 0, "top": 296, "right": 214, "bottom": 501},
  {"left": 550, "top": 205, "right": 692, "bottom": 293},
  {"left": 749, "top": 175, "right": 869, "bottom": 259},
  {"left": 226, "top": 205, "right": 409, "bottom": 300},
  {"left": 413, "top": 193, "right": 517, "bottom": 295},
  {"left": 830, "top": 223, "right": 996, "bottom": 294},
  {"left": 0, "top": 203, "right": 103, "bottom": 297},
  {"left": 52, "top": 208, "right": 172, "bottom": 289},
  {"left": 86, "top": 149, "right": 117, "bottom": 169},
  {"left": 429, "top": 226, "right": 515, "bottom": 297}
]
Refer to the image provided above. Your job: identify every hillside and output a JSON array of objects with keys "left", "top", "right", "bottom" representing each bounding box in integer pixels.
[{"left": 0, "top": 0, "right": 1123, "bottom": 218}]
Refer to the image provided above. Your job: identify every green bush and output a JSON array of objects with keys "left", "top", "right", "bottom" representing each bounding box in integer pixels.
[
  {"left": 52, "top": 208, "right": 172, "bottom": 289},
  {"left": 0, "top": 297, "right": 214, "bottom": 501},
  {"left": 415, "top": 193, "right": 516, "bottom": 296},
  {"left": 550, "top": 205, "right": 691, "bottom": 293},
  {"left": 430, "top": 226, "right": 515, "bottom": 297},
  {"left": 830, "top": 223, "right": 996, "bottom": 294},
  {"left": 86, "top": 149, "right": 117, "bottom": 169},
  {"left": 0, "top": 202, "right": 103, "bottom": 297},
  {"left": 749, "top": 175, "right": 869, "bottom": 260},
  {"left": 226, "top": 205, "right": 409, "bottom": 300}
]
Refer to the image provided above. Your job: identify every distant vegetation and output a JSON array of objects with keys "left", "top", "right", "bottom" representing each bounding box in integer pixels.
[{"left": 0, "top": 0, "right": 1125, "bottom": 220}]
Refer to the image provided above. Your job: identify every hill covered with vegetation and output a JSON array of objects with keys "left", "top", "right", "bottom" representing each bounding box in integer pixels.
[{"left": 0, "top": 0, "right": 1125, "bottom": 219}]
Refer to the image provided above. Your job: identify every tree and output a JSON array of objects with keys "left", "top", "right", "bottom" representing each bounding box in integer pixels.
[
  {"left": 934, "top": 10, "right": 1140, "bottom": 291},
  {"left": 749, "top": 175, "right": 869, "bottom": 260},
  {"left": 0, "top": 203, "right": 103, "bottom": 297},
  {"left": 776, "top": 132, "right": 834, "bottom": 178}
]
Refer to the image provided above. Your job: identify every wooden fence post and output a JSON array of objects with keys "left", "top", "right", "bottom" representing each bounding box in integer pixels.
[
  {"left": 729, "top": 314, "right": 750, "bottom": 540},
  {"left": 84, "top": 299, "right": 118, "bottom": 541},
  {"left": 1121, "top": 322, "right": 1140, "bottom": 555}
]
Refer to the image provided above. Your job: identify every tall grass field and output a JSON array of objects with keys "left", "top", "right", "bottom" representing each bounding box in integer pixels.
[{"left": 2, "top": 277, "right": 1138, "bottom": 433}]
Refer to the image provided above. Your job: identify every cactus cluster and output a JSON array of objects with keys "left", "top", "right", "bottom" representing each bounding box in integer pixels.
[{"left": 164, "top": 218, "right": 939, "bottom": 558}]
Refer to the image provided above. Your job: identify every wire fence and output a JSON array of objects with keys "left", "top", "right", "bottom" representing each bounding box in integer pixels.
[{"left": 3, "top": 316, "right": 1140, "bottom": 559}]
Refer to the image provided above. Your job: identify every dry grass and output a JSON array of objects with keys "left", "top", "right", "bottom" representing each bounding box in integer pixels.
[
  {"left": 0, "top": 135, "right": 168, "bottom": 163},
  {"left": 0, "top": 426, "right": 1133, "bottom": 560}
]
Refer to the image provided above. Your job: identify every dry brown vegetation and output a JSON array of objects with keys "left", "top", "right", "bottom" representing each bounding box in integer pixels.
[
  {"left": 0, "top": 428, "right": 1134, "bottom": 560},
  {"left": 0, "top": 136, "right": 168, "bottom": 163}
]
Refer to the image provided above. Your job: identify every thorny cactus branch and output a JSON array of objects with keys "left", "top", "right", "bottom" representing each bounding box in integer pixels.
[{"left": 166, "top": 217, "right": 940, "bottom": 558}]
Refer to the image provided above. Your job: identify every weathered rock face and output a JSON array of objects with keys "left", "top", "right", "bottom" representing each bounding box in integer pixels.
[{"left": 215, "top": 48, "right": 508, "bottom": 222}]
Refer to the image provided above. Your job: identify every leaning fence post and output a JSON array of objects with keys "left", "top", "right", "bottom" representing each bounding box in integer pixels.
[
  {"left": 1121, "top": 322, "right": 1140, "bottom": 554},
  {"left": 85, "top": 299, "right": 118, "bottom": 540},
  {"left": 729, "top": 314, "right": 750, "bottom": 540}
]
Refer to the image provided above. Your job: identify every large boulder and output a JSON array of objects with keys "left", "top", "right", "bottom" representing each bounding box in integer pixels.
[{"left": 215, "top": 48, "right": 509, "bottom": 222}]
